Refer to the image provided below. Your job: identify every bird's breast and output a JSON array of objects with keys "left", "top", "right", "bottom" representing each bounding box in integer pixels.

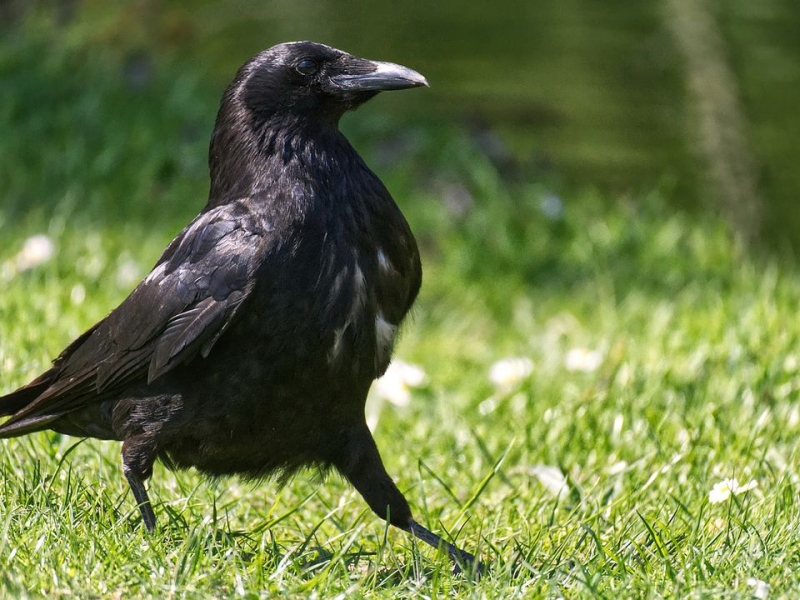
[
  {"left": 321, "top": 243, "right": 404, "bottom": 379},
  {"left": 241, "top": 159, "right": 420, "bottom": 388}
]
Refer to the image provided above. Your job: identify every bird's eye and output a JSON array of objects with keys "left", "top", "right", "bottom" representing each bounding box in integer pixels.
[{"left": 296, "top": 58, "right": 319, "bottom": 76}]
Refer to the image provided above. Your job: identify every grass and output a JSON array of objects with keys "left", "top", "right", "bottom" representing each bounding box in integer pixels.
[{"left": 2, "top": 20, "right": 800, "bottom": 600}]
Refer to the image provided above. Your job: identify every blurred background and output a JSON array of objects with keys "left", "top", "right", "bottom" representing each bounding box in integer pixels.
[{"left": 1, "top": 0, "right": 798, "bottom": 251}]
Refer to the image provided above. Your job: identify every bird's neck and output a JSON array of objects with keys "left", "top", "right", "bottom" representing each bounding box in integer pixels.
[{"left": 206, "top": 113, "right": 362, "bottom": 208}]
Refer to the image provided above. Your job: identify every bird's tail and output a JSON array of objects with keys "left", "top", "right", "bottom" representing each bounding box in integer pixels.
[
  {"left": 0, "top": 368, "right": 57, "bottom": 422},
  {"left": 0, "top": 385, "right": 43, "bottom": 417}
]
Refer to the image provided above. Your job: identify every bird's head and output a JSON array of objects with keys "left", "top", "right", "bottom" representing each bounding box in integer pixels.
[
  {"left": 232, "top": 41, "right": 428, "bottom": 125},
  {"left": 207, "top": 42, "right": 427, "bottom": 204}
]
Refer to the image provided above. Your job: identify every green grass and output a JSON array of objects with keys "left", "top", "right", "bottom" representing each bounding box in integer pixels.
[{"left": 2, "top": 21, "right": 800, "bottom": 600}]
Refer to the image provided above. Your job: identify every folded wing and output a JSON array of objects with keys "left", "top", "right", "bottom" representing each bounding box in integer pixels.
[{"left": 0, "top": 202, "right": 265, "bottom": 437}]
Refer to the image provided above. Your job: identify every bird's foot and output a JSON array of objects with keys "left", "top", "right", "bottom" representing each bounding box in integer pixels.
[
  {"left": 408, "top": 519, "right": 487, "bottom": 578},
  {"left": 123, "top": 467, "right": 157, "bottom": 532}
]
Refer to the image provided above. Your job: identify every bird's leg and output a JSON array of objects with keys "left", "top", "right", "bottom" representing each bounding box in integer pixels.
[
  {"left": 407, "top": 519, "right": 483, "bottom": 575},
  {"left": 122, "top": 437, "right": 157, "bottom": 532},
  {"left": 338, "top": 425, "right": 483, "bottom": 574},
  {"left": 123, "top": 466, "right": 156, "bottom": 532}
]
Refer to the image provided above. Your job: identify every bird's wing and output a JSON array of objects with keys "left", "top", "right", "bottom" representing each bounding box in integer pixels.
[{"left": 0, "top": 201, "right": 266, "bottom": 435}]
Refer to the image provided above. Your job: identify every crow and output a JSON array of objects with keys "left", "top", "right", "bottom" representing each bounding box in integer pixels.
[{"left": 0, "top": 41, "right": 480, "bottom": 572}]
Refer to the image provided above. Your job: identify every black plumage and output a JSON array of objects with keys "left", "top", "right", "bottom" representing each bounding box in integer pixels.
[{"left": 0, "top": 41, "right": 479, "bottom": 571}]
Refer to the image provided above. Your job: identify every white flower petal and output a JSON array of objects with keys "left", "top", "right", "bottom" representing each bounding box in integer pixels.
[
  {"left": 564, "top": 348, "right": 602, "bottom": 372},
  {"left": 709, "top": 477, "right": 758, "bottom": 503},
  {"left": 747, "top": 577, "right": 770, "bottom": 600},
  {"left": 489, "top": 357, "right": 533, "bottom": 389},
  {"left": 15, "top": 234, "right": 54, "bottom": 271},
  {"left": 70, "top": 284, "right": 86, "bottom": 305},
  {"left": 529, "top": 464, "right": 569, "bottom": 500},
  {"left": 734, "top": 479, "right": 758, "bottom": 495},
  {"left": 708, "top": 479, "right": 734, "bottom": 504},
  {"left": 396, "top": 361, "right": 428, "bottom": 387},
  {"left": 373, "top": 360, "right": 427, "bottom": 407}
]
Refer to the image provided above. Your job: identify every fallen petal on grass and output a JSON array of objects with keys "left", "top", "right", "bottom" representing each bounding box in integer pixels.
[{"left": 528, "top": 464, "right": 569, "bottom": 500}]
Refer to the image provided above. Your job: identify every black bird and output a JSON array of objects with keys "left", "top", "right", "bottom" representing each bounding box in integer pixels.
[{"left": 0, "top": 41, "right": 479, "bottom": 571}]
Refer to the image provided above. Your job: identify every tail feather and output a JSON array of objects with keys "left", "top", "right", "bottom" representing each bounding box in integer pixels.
[
  {"left": 1, "top": 325, "right": 100, "bottom": 437},
  {"left": 0, "top": 367, "right": 58, "bottom": 418},
  {"left": 0, "top": 412, "right": 62, "bottom": 438}
]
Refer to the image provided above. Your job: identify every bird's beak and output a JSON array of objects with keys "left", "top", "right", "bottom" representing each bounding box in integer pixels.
[{"left": 330, "top": 60, "right": 429, "bottom": 92}]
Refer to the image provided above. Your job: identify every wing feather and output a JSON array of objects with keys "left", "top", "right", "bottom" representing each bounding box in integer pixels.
[
  {"left": 147, "top": 292, "right": 243, "bottom": 383},
  {"left": 0, "top": 201, "right": 266, "bottom": 436}
]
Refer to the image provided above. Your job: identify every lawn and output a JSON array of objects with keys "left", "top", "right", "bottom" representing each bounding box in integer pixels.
[{"left": 1, "top": 24, "right": 799, "bottom": 600}]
